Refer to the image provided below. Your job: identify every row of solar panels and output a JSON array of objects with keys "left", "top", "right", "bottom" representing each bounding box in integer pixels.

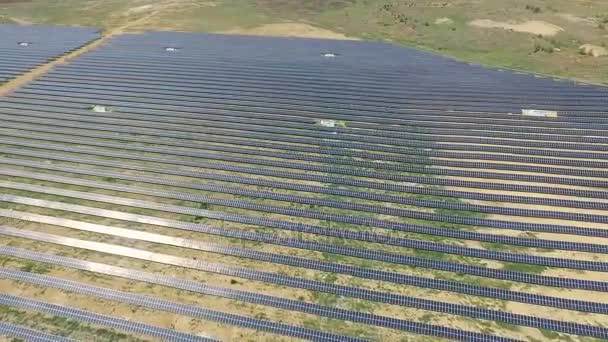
[
  {"left": 1, "top": 144, "right": 605, "bottom": 222},
  {"left": 1, "top": 138, "right": 605, "bottom": 211},
  {"left": 1, "top": 109, "right": 606, "bottom": 185},
  {"left": 79, "top": 33, "right": 604, "bottom": 91},
  {"left": 2, "top": 124, "right": 607, "bottom": 202},
  {"left": 0, "top": 201, "right": 604, "bottom": 314},
  {"left": 23, "top": 31, "right": 606, "bottom": 114},
  {"left": 5, "top": 75, "right": 608, "bottom": 131},
  {"left": 1, "top": 26, "right": 607, "bottom": 341},
  {"left": 2, "top": 179, "right": 607, "bottom": 295},
  {"left": 3, "top": 102, "right": 608, "bottom": 160},
  {"left": 2, "top": 119, "right": 604, "bottom": 336},
  {"left": 0, "top": 221, "right": 607, "bottom": 340},
  {"left": 7, "top": 83, "right": 608, "bottom": 125},
  {"left": 2, "top": 166, "right": 608, "bottom": 273},
  {"left": 0, "top": 24, "right": 99, "bottom": 83},
  {"left": 1, "top": 24, "right": 606, "bottom": 113},
  {"left": 5, "top": 99, "right": 608, "bottom": 147},
  {"left": 1, "top": 182, "right": 607, "bottom": 340},
  {"left": 1, "top": 105, "right": 607, "bottom": 188},
  {"left": 1, "top": 156, "right": 607, "bottom": 257}
]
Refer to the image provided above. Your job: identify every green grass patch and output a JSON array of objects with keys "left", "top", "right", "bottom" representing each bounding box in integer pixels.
[
  {"left": 501, "top": 262, "right": 547, "bottom": 274},
  {"left": 19, "top": 261, "right": 52, "bottom": 274}
]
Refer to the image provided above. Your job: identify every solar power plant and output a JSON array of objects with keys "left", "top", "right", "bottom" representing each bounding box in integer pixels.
[
  {"left": 0, "top": 29, "right": 607, "bottom": 342},
  {"left": 0, "top": 24, "right": 99, "bottom": 84}
]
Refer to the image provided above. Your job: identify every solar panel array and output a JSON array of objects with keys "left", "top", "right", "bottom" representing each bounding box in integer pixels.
[
  {"left": 0, "top": 24, "right": 99, "bottom": 83},
  {"left": 0, "top": 29, "right": 607, "bottom": 341},
  {"left": 0, "top": 322, "right": 75, "bottom": 342},
  {"left": 0, "top": 293, "right": 217, "bottom": 342}
]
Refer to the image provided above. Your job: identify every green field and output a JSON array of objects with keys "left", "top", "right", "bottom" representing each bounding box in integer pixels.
[{"left": 1, "top": 0, "right": 607, "bottom": 84}]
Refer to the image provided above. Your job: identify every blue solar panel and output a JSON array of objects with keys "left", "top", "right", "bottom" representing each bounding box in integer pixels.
[
  {"left": 2, "top": 115, "right": 608, "bottom": 189},
  {"left": 0, "top": 294, "right": 216, "bottom": 342},
  {"left": 2, "top": 128, "right": 608, "bottom": 197},
  {"left": 0, "top": 267, "right": 423, "bottom": 342},
  {"left": 1, "top": 142, "right": 606, "bottom": 211},
  {"left": 0, "top": 150, "right": 605, "bottom": 224},
  {"left": 0, "top": 24, "right": 99, "bottom": 83},
  {"left": 0, "top": 229, "right": 606, "bottom": 339},
  {"left": 34, "top": 31, "right": 607, "bottom": 113},
  {"left": 0, "top": 25, "right": 607, "bottom": 342},
  {"left": 2, "top": 186, "right": 608, "bottom": 292},
  {"left": 0, "top": 322, "right": 75, "bottom": 342},
  {"left": 2, "top": 175, "right": 608, "bottom": 274}
]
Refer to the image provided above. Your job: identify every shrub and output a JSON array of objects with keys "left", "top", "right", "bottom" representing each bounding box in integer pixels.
[
  {"left": 533, "top": 40, "right": 555, "bottom": 53},
  {"left": 525, "top": 4, "right": 542, "bottom": 13}
]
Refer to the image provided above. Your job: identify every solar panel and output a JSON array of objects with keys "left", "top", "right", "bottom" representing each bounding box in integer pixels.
[
  {"left": 3, "top": 94, "right": 608, "bottom": 143},
  {"left": 1, "top": 116, "right": 608, "bottom": 189},
  {"left": 0, "top": 294, "right": 217, "bottom": 342},
  {"left": 0, "top": 241, "right": 604, "bottom": 339},
  {"left": 0, "top": 211, "right": 605, "bottom": 315},
  {"left": 1, "top": 144, "right": 606, "bottom": 211},
  {"left": 2, "top": 190, "right": 607, "bottom": 292},
  {"left": 14, "top": 31, "right": 608, "bottom": 113},
  {"left": 0, "top": 24, "right": 99, "bottom": 83},
  {"left": 3, "top": 178, "right": 608, "bottom": 275},
  {"left": 4, "top": 93, "right": 608, "bottom": 169},
  {"left": 0, "top": 267, "right": 435, "bottom": 342},
  {"left": 0, "top": 322, "right": 75, "bottom": 342},
  {"left": 0, "top": 245, "right": 529, "bottom": 337},
  {"left": 0, "top": 146, "right": 604, "bottom": 221},
  {"left": 1, "top": 26, "right": 607, "bottom": 341}
]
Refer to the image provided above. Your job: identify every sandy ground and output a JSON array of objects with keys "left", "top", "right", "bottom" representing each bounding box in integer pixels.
[
  {"left": 7, "top": 16, "right": 31, "bottom": 24},
  {"left": 469, "top": 19, "right": 564, "bottom": 36},
  {"left": 557, "top": 13, "right": 592, "bottom": 24},
  {"left": 435, "top": 17, "right": 453, "bottom": 25},
  {"left": 220, "top": 23, "right": 359, "bottom": 40},
  {"left": 579, "top": 44, "right": 608, "bottom": 57}
]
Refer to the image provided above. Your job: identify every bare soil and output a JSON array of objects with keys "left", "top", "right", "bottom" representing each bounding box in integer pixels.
[
  {"left": 220, "top": 23, "right": 359, "bottom": 40},
  {"left": 469, "top": 19, "right": 564, "bottom": 36}
]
